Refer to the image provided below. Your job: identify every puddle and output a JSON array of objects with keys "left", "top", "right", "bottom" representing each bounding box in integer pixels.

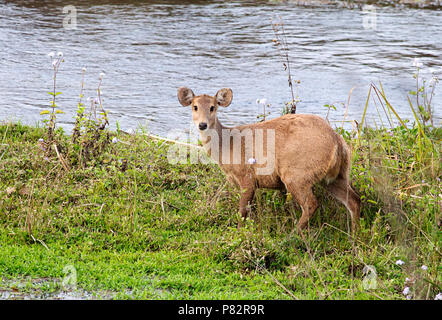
[
  {"left": 0, "top": 276, "right": 169, "bottom": 300},
  {"left": 1, "top": 277, "right": 116, "bottom": 300}
]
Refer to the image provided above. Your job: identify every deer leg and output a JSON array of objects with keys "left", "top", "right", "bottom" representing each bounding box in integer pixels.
[
  {"left": 326, "top": 178, "right": 361, "bottom": 233},
  {"left": 284, "top": 181, "right": 318, "bottom": 233},
  {"left": 238, "top": 186, "right": 255, "bottom": 228},
  {"left": 296, "top": 189, "right": 318, "bottom": 233}
]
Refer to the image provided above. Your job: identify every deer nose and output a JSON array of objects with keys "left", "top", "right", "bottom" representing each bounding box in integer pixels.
[{"left": 199, "top": 122, "right": 208, "bottom": 131}]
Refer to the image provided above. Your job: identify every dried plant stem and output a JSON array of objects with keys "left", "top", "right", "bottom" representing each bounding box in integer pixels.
[
  {"left": 53, "top": 143, "right": 70, "bottom": 171},
  {"left": 271, "top": 16, "right": 297, "bottom": 114},
  {"left": 254, "top": 261, "right": 299, "bottom": 300}
]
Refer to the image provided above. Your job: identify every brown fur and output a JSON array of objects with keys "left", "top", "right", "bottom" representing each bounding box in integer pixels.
[{"left": 178, "top": 87, "right": 361, "bottom": 233}]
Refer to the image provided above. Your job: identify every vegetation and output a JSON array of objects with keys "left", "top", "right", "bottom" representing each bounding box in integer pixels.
[
  {"left": 0, "top": 109, "right": 440, "bottom": 299},
  {"left": 0, "top": 51, "right": 440, "bottom": 299}
]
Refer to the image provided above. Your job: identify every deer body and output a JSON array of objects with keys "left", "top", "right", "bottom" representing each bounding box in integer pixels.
[{"left": 178, "top": 87, "right": 361, "bottom": 232}]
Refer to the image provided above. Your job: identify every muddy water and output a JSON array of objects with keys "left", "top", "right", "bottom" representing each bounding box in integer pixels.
[{"left": 0, "top": 0, "right": 441, "bottom": 135}]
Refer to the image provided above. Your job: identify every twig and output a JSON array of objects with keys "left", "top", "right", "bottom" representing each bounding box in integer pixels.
[
  {"left": 31, "top": 234, "right": 49, "bottom": 251},
  {"left": 144, "top": 133, "right": 203, "bottom": 149},
  {"left": 255, "top": 262, "right": 299, "bottom": 300},
  {"left": 400, "top": 183, "right": 429, "bottom": 191},
  {"left": 271, "top": 16, "right": 297, "bottom": 113},
  {"left": 52, "top": 144, "right": 70, "bottom": 171}
]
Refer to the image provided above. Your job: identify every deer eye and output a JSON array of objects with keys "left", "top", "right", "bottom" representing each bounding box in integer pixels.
[
  {"left": 210, "top": 106, "right": 215, "bottom": 112},
  {"left": 193, "top": 105, "right": 198, "bottom": 111}
]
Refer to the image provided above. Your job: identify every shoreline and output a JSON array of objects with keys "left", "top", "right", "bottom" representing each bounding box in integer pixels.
[{"left": 0, "top": 121, "right": 439, "bottom": 300}]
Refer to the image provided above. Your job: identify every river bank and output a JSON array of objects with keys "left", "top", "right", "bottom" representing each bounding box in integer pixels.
[{"left": 0, "top": 119, "right": 440, "bottom": 299}]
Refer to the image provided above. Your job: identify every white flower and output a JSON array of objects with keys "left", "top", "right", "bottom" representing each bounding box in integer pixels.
[
  {"left": 48, "top": 52, "right": 55, "bottom": 58},
  {"left": 82, "top": 67, "right": 87, "bottom": 72},
  {"left": 99, "top": 72, "right": 105, "bottom": 80},
  {"left": 435, "top": 293, "right": 442, "bottom": 300},
  {"left": 248, "top": 158, "right": 257, "bottom": 164},
  {"left": 412, "top": 58, "right": 418, "bottom": 66},
  {"left": 57, "top": 51, "right": 63, "bottom": 57},
  {"left": 38, "top": 138, "right": 44, "bottom": 143},
  {"left": 127, "top": 128, "right": 135, "bottom": 135},
  {"left": 406, "top": 295, "right": 412, "bottom": 300},
  {"left": 256, "top": 98, "right": 267, "bottom": 105},
  {"left": 395, "top": 260, "right": 405, "bottom": 266},
  {"left": 429, "top": 76, "right": 438, "bottom": 86},
  {"left": 112, "top": 137, "right": 118, "bottom": 144},
  {"left": 403, "top": 287, "right": 410, "bottom": 295},
  {"left": 412, "top": 58, "right": 423, "bottom": 68},
  {"left": 405, "top": 277, "right": 410, "bottom": 282},
  {"left": 421, "top": 265, "right": 428, "bottom": 271}
]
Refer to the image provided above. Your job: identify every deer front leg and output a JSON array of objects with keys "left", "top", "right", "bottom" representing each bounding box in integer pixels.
[{"left": 237, "top": 186, "right": 255, "bottom": 228}]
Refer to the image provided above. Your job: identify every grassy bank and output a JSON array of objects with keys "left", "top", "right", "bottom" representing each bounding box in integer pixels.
[{"left": 0, "top": 117, "right": 440, "bottom": 299}]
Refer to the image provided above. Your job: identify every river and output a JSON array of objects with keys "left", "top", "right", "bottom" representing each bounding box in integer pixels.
[{"left": 0, "top": 0, "right": 441, "bottom": 136}]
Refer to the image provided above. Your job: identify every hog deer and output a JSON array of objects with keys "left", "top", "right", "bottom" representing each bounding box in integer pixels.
[{"left": 177, "top": 87, "right": 361, "bottom": 233}]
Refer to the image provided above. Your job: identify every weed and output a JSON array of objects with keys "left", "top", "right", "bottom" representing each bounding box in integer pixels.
[{"left": 271, "top": 16, "right": 300, "bottom": 114}]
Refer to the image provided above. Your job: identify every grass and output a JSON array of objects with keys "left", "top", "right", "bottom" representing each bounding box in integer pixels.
[{"left": 0, "top": 110, "right": 440, "bottom": 299}]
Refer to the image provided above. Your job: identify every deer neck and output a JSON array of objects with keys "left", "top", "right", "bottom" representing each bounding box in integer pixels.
[{"left": 199, "top": 116, "right": 228, "bottom": 163}]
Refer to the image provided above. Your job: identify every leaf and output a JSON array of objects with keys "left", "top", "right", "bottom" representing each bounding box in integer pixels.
[
  {"left": 56, "top": 110, "right": 65, "bottom": 114},
  {"left": 40, "top": 110, "right": 50, "bottom": 115}
]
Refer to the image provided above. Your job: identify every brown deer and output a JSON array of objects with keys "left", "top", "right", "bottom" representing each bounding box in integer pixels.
[{"left": 177, "top": 87, "right": 361, "bottom": 233}]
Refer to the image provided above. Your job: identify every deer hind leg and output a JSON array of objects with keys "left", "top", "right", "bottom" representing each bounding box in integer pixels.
[
  {"left": 326, "top": 178, "right": 361, "bottom": 232},
  {"left": 284, "top": 180, "right": 318, "bottom": 233},
  {"left": 238, "top": 185, "right": 255, "bottom": 227}
]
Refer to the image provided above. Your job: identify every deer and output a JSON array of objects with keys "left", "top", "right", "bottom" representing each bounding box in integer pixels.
[{"left": 177, "top": 87, "right": 361, "bottom": 234}]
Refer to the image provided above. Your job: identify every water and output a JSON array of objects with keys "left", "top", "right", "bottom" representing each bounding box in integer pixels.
[
  {"left": 0, "top": 0, "right": 441, "bottom": 136},
  {"left": 0, "top": 275, "right": 168, "bottom": 300},
  {"left": 0, "top": 276, "right": 113, "bottom": 300}
]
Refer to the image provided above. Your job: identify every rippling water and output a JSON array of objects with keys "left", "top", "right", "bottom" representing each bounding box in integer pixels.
[{"left": 0, "top": 0, "right": 441, "bottom": 135}]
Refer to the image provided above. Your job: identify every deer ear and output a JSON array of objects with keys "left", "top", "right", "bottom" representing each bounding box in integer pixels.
[
  {"left": 177, "top": 87, "right": 195, "bottom": 107},
  {"left": 215, "top": 88, "right": 233, "bottom": 107}
]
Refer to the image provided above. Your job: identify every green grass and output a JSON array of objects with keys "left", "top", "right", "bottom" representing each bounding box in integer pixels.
[{"left": 0, "top": 119, "right": 440, "bottom": 300}]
